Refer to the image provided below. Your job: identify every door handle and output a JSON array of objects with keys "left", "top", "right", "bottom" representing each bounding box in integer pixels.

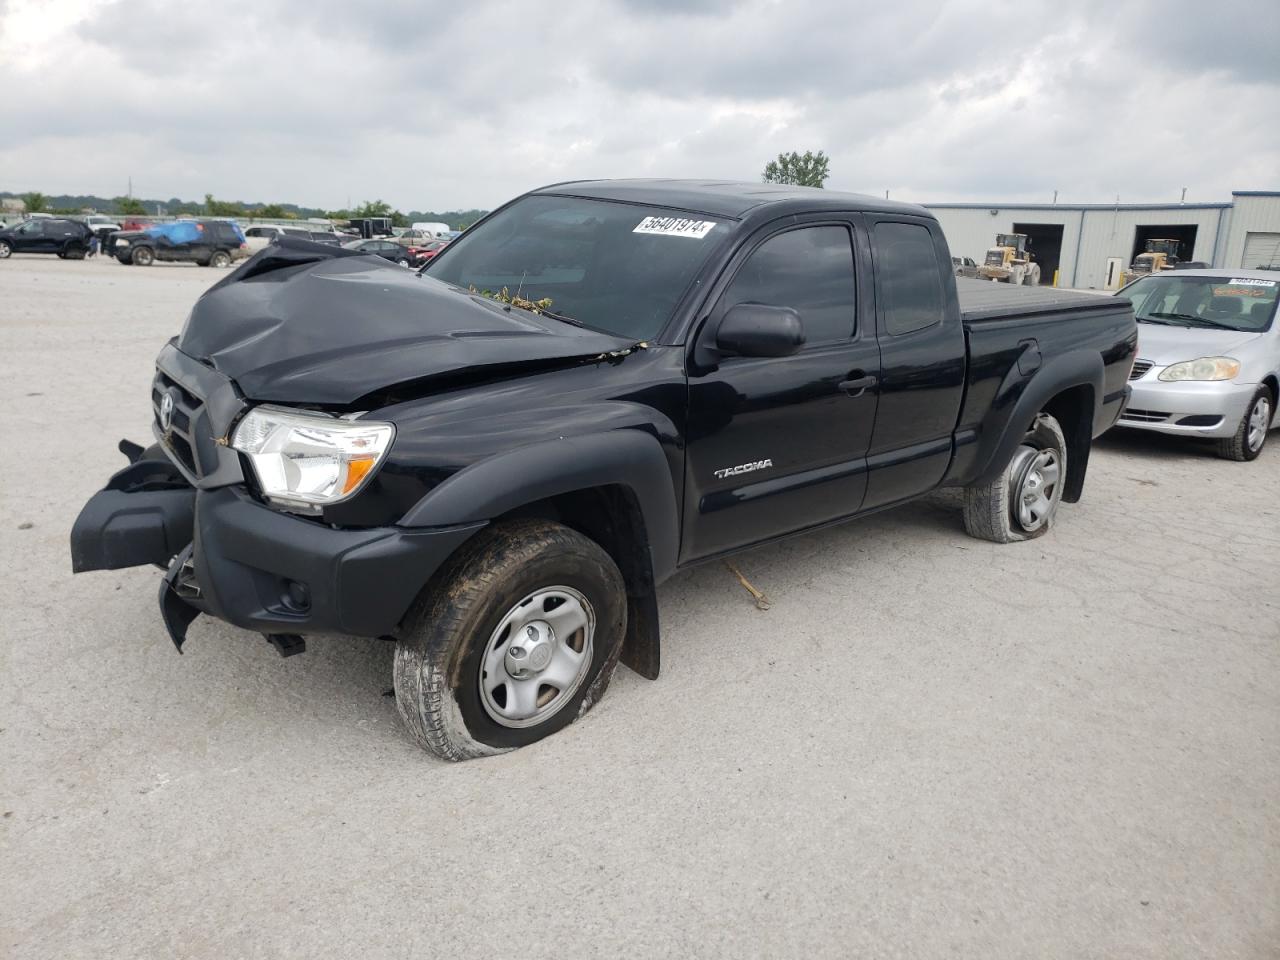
[{"left": 838, "top": 374, "right": 878, "bottom": 397}]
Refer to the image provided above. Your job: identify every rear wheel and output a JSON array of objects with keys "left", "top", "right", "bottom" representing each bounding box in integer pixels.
[
  {"left": 0, "top": 240, "right": 10, "bottom": 258},
  {"left": 210, "top": 250, "right": 231, "bottom": 268},
  {"left": 964, "top": 413, "right": 1067, "bottom": 543},
  {"left": 1217, "top": 387, "right": 1273, "bottom": 461},
  {"left": 394, "top": 519, "right": 627, "bottom": 761},
  {"left": 131, "top": 246, "right": 154, "bottom": 266},
  {"left": 397, "top": 257, "right": 410, "bottom": 267}
]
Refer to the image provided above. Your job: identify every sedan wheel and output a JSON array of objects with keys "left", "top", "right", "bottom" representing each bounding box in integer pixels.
[
  {"left": 0, "top": 240, "right": 10, "bottom": 258},
  {"left": 1218, "top": 388, "right": 1273, "bottom": 461}
]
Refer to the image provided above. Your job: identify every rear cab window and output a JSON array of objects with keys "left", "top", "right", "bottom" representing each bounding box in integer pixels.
[{"left": 874, "top": 222, "right": 945, "bottom": 336}]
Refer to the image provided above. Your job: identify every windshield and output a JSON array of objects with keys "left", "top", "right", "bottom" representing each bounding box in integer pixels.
[
  {"left": 424, "top": 195, "right": 730, "bottom": 339},
  {"left": 1119, "top": 275, "right": 1279, "bottom": 332}
]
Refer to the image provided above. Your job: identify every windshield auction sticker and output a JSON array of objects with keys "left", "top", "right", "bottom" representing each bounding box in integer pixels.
[
  {"left": 1228, "top": 278, "right": 1276, "bottom": 286},
  {"left": 633, "top": 217, "right": 718, "bottom": 239}
]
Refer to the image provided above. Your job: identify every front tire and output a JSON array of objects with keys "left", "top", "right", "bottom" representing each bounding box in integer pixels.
[
  {"left": 964, "top": 413, "right": 1067, "bottom": 543},
  {"left": 131, "top": 246, "right": 154, "bottom": 266},
  {"left": 0, "top": 240, "right": 11, "bottom": 258},
  {"left": 1217, "top": 387, "right": 1273, "bottom": 461},
  {"left": 394, "top": 519, "right": 627, "bottom": 761}
]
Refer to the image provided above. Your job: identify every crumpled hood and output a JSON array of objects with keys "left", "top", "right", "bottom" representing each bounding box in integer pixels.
[
  {"left": 177, "top": 248, "right": 634, "bottom": 405},
  {"left": 1135, "top": 322, "right": 1262, "bottom": 366}
]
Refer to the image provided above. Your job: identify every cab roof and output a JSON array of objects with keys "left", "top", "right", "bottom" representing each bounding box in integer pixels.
[{"left": 531, "top": 178, "right": 932, "bottom": 220}]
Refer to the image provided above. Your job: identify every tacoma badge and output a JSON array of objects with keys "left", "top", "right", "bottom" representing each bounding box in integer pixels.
[{"left": 714, "top": 459, "right": 773, "bottom": 480}]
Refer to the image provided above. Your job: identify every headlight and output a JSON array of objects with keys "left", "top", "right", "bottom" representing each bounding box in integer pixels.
[
  {"left": 115, "top": 238, "right": 129, "bottom": 246},
  {"left": 231, "top": 405, "right": 394, "bottom": 510},
  {"left": 1157, "top": 357, "right": 1241, "bottom": 382}
]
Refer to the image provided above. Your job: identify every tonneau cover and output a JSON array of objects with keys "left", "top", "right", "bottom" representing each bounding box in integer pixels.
[{"left": 957, "top": 277, "right": 1116, "bottom": 322}]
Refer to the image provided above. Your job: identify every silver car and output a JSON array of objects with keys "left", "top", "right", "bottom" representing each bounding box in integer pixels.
[{"left": 1116, "top": 269, "right": 1279, "bottom": 460}]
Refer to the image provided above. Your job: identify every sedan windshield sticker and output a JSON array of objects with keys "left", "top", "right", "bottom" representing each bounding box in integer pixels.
[
  {"left": 1227, "top": 278, "right": 1276, "bottom": 286},
  {"left": 633, "top": 216, "right": 718, "bottom": 239}
]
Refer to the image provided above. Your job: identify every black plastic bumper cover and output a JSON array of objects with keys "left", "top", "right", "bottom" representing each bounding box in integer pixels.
[
  {"left": 73, "top": 470, "right": 484, "bottom": 642},
  {"left": 70, "top": 460, "right": 196, "bottom": 573},
  {"left": 190, "top": 486, "right": 484, "bottom": 638}
]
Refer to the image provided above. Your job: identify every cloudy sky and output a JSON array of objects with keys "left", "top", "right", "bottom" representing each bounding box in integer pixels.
[{"left": 2, "top": 0, "right": 1277, "bottom": 212}]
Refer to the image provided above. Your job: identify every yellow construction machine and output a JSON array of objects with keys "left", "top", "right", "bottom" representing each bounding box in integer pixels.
[{"left": 978, "top": 233, "right": 1041, "bottom": 285}]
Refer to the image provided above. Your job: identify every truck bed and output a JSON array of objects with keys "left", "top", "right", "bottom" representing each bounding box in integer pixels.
[{"left": 957, "top": 277, "right": 1115, "bottom": 323}]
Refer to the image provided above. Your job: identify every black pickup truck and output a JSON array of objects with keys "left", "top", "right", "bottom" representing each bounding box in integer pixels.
[{"left": 71, "top": 181, "right": 1136, "bottom": 759}]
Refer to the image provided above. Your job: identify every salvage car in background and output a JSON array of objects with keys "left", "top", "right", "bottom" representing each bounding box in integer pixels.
[
  {"left": 343, "top": 237, "right": 413, "bottom": 266},
  {"left": 1117, "top": 269, "right": 1278, "bottom": 460},
  {"left": 109, "top": 220, "right": 249, "bottom": 267},
  {"left": 0, "top": 217, "right": 95, "bottom": 259},
  {"left": 952, "top": 255, "right": 980, "bottom": 278}
]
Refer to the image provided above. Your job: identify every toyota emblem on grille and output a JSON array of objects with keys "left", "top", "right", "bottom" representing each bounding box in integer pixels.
[{"left": 159, "top": 391, "right": 176, "bottom": 436}]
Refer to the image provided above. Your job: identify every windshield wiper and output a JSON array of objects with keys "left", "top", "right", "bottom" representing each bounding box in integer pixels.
[
  {"left": 1137, "top": 316, "right": 1177, "bottom": 325},
  {"left": 1148, "top": 311, "right": 1238, "bottom": 330}
]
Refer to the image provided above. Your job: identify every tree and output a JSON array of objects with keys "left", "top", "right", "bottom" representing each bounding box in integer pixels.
[
  {"left": 204, "top": 193, "right": 243, "bottom": 217},
  {"left": 114, "top": 196, "right": 146, "bottom": 216},
  {"left": 257, "top": 203, "right": 286, "bottom": 219},
  {"left": 391, "top": 209, "right": 409, "bottom": 228},
  {"left": 21, "top": 191, "right": 47, "bottom": 213},
  {"left": 354, "top": 199, "right": 393, "bottom": 218},
  {"left": 762, "top": 150, "right": 830, "bottom": 188}
]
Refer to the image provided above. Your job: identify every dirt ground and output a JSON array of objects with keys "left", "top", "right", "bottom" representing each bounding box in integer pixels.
[{"left": 2, "top": 254, "right": 1277, "bottom": 959}]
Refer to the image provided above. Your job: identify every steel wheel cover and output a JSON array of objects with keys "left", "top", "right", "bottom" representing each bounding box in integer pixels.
[
  {"left": 478, "top": 585, "right": 595, "bottom": 729},
  {"left": 1247, "top": 397, "right": 1270, "bottom": 452},
  {"left": 1011, "top": 443, "right": 1062, "bottom": 532}
]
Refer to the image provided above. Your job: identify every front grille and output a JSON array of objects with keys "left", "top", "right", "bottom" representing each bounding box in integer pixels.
[
  {"left": 1129, "top": 359, "right": 1154, "bottom": 380},
  {"left": 1120, "top": 408, "right": 1170, "bottom": 423},
  {"left": 152, "top": 370, "right": 206, "bottom": 477}
]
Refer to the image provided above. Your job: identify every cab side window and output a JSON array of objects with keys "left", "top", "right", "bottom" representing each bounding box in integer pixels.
[
  {"left": 721, "top": 225, "right": 857, "bottom": 345},
  {"left": 875, "top": 222, "right": 945, "bottom": 336}
]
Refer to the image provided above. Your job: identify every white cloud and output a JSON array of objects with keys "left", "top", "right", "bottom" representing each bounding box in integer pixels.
[{"left": 1, "top": 0, "right": 1276, "bottom": 211}]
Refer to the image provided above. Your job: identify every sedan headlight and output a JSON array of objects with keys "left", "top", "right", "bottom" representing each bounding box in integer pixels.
[
  {"left": 1157, "top": 357, "right": 1241, "bottom": 382},
  {"left": 231, "top": 405, "right": 394, "bottom": 510}
]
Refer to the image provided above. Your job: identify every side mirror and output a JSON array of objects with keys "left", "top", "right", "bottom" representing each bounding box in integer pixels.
[{"left": 715, "top": 303, "right": 805, "bottom": 358}]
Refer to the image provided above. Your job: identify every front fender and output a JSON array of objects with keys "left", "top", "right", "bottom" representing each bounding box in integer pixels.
[{"left": 398, "top": 429, "right": 680, "bottom": 583}]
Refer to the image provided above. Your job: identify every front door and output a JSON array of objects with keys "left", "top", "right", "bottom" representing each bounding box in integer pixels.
[{"left": 682, "top": 220, "right": 880, "bottom": 560}]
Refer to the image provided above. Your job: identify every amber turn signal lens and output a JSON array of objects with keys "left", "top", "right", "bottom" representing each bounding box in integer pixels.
[{"left": 342, "top": 457, "right": 377, "bottom": 494}]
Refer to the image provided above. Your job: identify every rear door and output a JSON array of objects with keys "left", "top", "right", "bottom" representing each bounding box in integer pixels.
[
  {"left": 682, "top": 217, "right": 881, "bottom": 560},
  {"left": 861, "top": 217, "right": 966, "bottom": 509}
]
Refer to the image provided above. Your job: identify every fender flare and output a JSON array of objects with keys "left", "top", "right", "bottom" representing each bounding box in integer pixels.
[
  {"left": 974, "top": 349, "right": 1102, "bottom": 495},
  {"left": 399, "top": 429, "right": 680, "bottom": 584}
]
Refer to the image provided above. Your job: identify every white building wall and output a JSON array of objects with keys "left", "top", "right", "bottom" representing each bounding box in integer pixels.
[
  {"left": 1072, "top": 206, "right": 1225, "bottom": 290},
  {"left": 1220, "top": 193, "right": 1280, "bottom": 269},
  {"left": 925, "top": 206, "right": 1082, "bottom": 285}
]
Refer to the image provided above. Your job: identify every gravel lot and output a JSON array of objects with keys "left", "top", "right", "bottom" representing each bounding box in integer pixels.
[{"left": 2, "top": 254, "right": 1277, "bottom": 959}]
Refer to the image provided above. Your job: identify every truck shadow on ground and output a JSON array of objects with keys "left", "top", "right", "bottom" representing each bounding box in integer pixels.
[{"left": 183, "top": 487, "right": 974, "bottom": 756}]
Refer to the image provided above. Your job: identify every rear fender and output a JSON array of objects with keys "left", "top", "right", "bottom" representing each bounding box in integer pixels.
[{"left": 973, "top": 351, "right": 1102, "bottom": 498}]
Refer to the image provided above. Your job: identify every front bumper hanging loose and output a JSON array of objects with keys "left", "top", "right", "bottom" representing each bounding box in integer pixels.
[{"left": 71, "top": 440, "right": 485, "bottom": 656}]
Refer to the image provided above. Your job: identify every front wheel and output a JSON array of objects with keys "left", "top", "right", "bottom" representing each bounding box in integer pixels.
[
  {"left": 130, "top": 246, "right": 155, "bottom": 266},
  {"left": 963, "top": 413, "right": 1067, "bottom": 543},
  {"left": 394, "top": 519, "right": 627, "bottom": 761},
  {"left": 0, "top": 240, "right": 11, "bottom": 258},
  {"left": 1217, "top": 387, "right": 1273, "bottom": 461}
]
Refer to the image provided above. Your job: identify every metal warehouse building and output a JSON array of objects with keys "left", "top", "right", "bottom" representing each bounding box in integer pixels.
[{"left": 925, "top": 191, "right": 1280, "bottom": 290}]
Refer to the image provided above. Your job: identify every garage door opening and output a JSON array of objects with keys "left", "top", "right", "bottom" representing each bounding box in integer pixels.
[
  {"left": 1241, "top": 232, "right": 1280, "bottom": 270},
  {"left": 1130, "top": 224, "right": 1199, "bottom": 267},
  {"left": 1012, "top": 222, "right": 1064, "bottom": 285}
]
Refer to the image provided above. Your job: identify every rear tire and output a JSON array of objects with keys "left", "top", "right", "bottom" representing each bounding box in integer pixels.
[
  {"left": 394, "top": 519, "right": 627, "bottom": 761},
  {"left": 0, "top": 240, "right": 11, "bottom": 258},
  {"left": 964, "top": 413, "right": 1067, "bottom": 543},
  {"left": 1216, "top": 387, "right": 1273, "bottom": 461},
  {"left": 131, "top": 246, "right": 154, "bottom": 266},
  {"left": 210, "top": 250, "right": 231, "bottom": 268}
]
